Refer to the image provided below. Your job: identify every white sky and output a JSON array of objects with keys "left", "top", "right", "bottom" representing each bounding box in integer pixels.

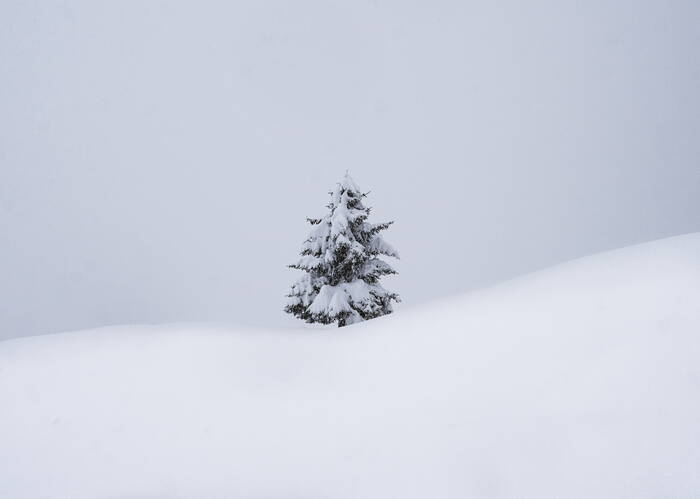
[{"left": 1, "top": 0, "right": 699, "bottom": 339}]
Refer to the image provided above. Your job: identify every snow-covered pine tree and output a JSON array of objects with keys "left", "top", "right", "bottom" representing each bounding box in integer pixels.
[{"left": 285, "top": 173, "right": 400, "bottom": 327}]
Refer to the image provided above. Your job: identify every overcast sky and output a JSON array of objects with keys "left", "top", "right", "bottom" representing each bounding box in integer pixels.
[{"left": 1, "top": 0, "right": 699, "bottom": 340}]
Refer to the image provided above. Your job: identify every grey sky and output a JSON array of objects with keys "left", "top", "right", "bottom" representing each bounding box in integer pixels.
[{"left": 1, "top": 0, "right": 699, "bottom": 340}]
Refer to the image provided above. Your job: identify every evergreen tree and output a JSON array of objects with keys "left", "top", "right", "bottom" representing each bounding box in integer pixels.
[{"left": 285, "top": 173, "right": 400, "bottom": 327}]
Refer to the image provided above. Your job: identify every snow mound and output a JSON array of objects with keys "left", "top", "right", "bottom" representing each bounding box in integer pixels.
[{"left": 1, "top": 234, "right": 700, "bottom": 499}]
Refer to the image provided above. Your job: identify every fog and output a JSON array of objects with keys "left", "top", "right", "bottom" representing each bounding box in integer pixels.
[{"left": 1, "top": 0, "right": 698, "bottom": 340}]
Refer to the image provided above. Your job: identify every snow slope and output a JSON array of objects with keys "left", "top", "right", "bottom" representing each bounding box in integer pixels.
[{"left": 1, "top": 234, "right": 699, "bottom": 499}]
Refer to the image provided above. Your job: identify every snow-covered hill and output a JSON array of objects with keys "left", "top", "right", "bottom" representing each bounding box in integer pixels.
[{"left": 2, "top": 234, "right": 699, "bottom": 499}]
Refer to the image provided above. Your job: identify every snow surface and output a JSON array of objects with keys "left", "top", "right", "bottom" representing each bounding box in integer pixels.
[{"left": 2, "top": 234, "right": 700, "bottom": 498}]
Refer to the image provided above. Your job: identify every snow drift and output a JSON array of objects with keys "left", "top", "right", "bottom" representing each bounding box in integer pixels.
[{"left": 1, "top": 234, "right": 699, "bottom": 499}]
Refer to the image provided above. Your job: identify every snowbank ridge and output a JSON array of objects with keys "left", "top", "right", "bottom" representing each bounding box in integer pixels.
[{"left": 1, "top": 233, "right": 699, "bottom": 498}]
